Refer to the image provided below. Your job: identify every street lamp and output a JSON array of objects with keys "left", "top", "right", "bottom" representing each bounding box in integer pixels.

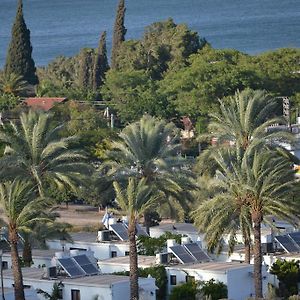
[
  {"left": 0, "top": 250, "right": 5, "bottom": 300},
  {"left": 60, "top": 237, "right": 67, "bottom": 252}
]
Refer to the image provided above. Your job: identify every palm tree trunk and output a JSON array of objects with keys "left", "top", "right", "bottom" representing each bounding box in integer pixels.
[
  {"left": 9, "top": 227, "right": 25, "bottom": 300},
  {"left": 244, "top": 239, "right": 251, "bottom": 264},
  {"left": 143, "top": 212, "right": 151, "bottom": 235},
  {"left": 22, "top": 236, "right": 32, "bottom": 267},
  {"left": 252, "top": 216, "right": 263, "bottom": 299},
  {"left": 128, "top": 220, "right": 139, "bottom": 300}
]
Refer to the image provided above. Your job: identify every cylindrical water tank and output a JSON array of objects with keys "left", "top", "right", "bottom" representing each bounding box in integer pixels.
[
  {"left": 167, "top": 239, "right": 176, "bottom": 253},
  {"left": 55, "top": 252, "right": 64, "bottom": 259},
  {"left": 70, "top": 249, "right": 79, "bottom": 256},
  {"left": 108, "top": 218, "right": 116, "bottom": 229},
  {"left": 181, "top": 236, "right": 191, "bottom": 245}
]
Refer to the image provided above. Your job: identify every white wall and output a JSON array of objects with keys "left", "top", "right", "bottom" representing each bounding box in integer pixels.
[
  {"left": 2, "top": 254, "right": 52, "bottom": 270},
  {"left": 46, "top": 240, "right": 129, "bottom": 260},
  {"left": 3, "top": 276, "right": 155, "bottom": 300},
  {"left": 99, "top": 260, "right": 268, "bottom": 300}
]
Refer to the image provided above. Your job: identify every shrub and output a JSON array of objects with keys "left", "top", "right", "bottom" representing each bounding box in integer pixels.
[
  {"left": 169, "top": 281, "right": 197, "bottom": 300},
  {"left": 198, "top": 279, "right": 228, "bottom": 300}
]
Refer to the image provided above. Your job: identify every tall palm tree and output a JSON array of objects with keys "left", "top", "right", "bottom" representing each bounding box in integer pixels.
[
  {"left": 194, "top": 148, "right": 299, "bottom": 299},
  {"left": 0, "top": 180, "right": 52, "bottom": 300},
  {"left": 196, "top": 89, "right": 294, "bottom": 260},
  {"left": 0, "top": 110, "right": 91, "bottom": 197},
  {"left": 0, "top": 72, "right": 28, "bottom": 96},
  {"left": 105, "top": 114, "right": 195, "bottom": 231},
  {"left": 113, "top": 178, "right": 159, "bottom": 300}
]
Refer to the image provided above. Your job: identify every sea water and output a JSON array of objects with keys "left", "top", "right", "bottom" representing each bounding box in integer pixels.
[{"left": 0, "top": 0, "right": 299, "bottom": 67}]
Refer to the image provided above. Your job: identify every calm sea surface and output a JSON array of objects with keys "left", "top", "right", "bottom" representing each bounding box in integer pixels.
[{"left": 0, "top": 0, "right": 299, "bottom": 67}]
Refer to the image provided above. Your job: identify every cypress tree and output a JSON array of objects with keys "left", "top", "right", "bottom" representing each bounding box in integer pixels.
[
  {"left": 93, "top": 31, "right": 109, "bottom": 91},
  {"left": 78, "top": 48, "right": 94, "bottom": 89},
  {"left": 111, "top": 0, "right": 127, "bottom": 69},
  {"left": 5, "top": 0, "right": 38, "bottom": 85}
]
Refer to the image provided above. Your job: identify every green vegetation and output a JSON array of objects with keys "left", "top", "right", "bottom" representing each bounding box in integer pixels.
[
  {"left": 4, "top": 0, "right": 38, "bottom": 85},
  {"left": 137, "top": 232, "right": 182, "bottom": 256},
  {"left": 111, "top": 0, "right": 127, "bottom": 69},
  {"left": 270, "top": 260, "right": 300, "bottom": 298},
  {"left": 114, "top": 265, "right": 167, "bottom": 300},
  {"left": 113, "top": 177, "right": 160, "bottom": 300},
  {"left": 0, "top": 180, "right": 52, "bottom": 300},
  {"left": 93, "top": 31, "right": 109, "bottom": 92},
  {"left": 199, "top": 279, "right": 228, "bottom": 300},
  {"left": 169, "top": 279, "right": 227, "bottom": 300},
  {"left": 0, "top": 2, "right": 300, "bottom": 300}
]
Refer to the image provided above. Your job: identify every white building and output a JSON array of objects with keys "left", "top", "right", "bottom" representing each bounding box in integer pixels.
[
  {"left": 149, "top": 223, "right": 203, "bottom": 244},
  {"left": 46, "top": 232, "right": 130, "bottom": 260},
  {"left": 98, "top": 255, "right": 268, "bottom": 300},
  {"left": 0, "top": 287, "right": 38, "bottom": 300},
  {"left": 3, "top": 267, "right": 156, "bottom": 300},
  {"left": 2, "top": 249, "right": 57, "bottom": 270}
]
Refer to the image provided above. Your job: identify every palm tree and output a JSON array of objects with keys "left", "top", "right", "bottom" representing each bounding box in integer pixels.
[
  {"left": 194, "top": 148, "right": 299, "bottom": 299},
  {"left": 113, "top": 178, "right": 159, "bottom": 300},
  {"left": 0, "top": 180, "right": 52, "bottom": 300},
  {"left": 105, "top": 114, "right": 195, "bottom": 231},
  {"left": 0, "top": 72, "right": 28, "bottom": 96},
  {"left": 203, "top": 88, "right": 289, "bottom": 150},
  {"left": 196, "top": 88, "right": 295, "bottom": 260},
  {"left": 22, "top": 219, "right": 72, "bottom": 267},
  {"left": 37, "top": 281, "right": 64, "bottom": 300},
  {"left": 0, "top": 110, "right": 91, "bottom": 197},
  {"left": 198, "top": 88, "right": 293, "bottom": 174}
]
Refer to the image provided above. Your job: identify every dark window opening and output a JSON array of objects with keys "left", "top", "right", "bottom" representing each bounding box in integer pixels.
[
  {"left": 71, "top": 289, "right": 80, "bottom": 300},
  {"left": 170, "top": 275, "right": 177, "bottom": 285}
]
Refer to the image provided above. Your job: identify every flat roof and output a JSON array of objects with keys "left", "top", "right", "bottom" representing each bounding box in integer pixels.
[
  {"left": 48, "top": 232, "right": 129, "bottom": 245},
  {"left": 3, "top": 268, "right": 131, "bottom": 288},
  {"left": 151, "top": 223, "right": 199, "bottom": 234},
  {"left": 3, "top": 249, "right": 57, "bottom": 259},
  {"left": 100, "top": 255, "right": 156, "bottom": 267},
  {"left": 174, "top": 261, "right": 251, "bottom": 272},
  {"left": 100, "top": 256, "right": 249, "bottom": 272}
]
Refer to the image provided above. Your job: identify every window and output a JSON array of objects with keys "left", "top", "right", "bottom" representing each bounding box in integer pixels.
[
  {"left": 186, "top": 275, "right": 195, "bottom": 283},
  {"left": 58, "top": 289, "right": 63, "bottom": 299},
  {"left": 70, "top": 247, "right": 86, "bottom": 251},
  {"left": 125, "top": 251, "right": 130, "bottom": 256},
  {"left": 111, "top": 251, "right": 117, "bottom": 258},
  {"left": 2, "top": 261, "right": 8, "bottom": 270},
  {"left": 170, "top": 275, "right": 177, "bottom": 285},
  {"left": 71, "top": 289, "right": 80, "bottom": 300}
]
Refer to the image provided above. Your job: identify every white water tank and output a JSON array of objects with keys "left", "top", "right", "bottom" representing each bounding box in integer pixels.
[
  {"left": 156, "top": 253, "right": 169, "bottom": 264},
  {"left": 122, "top": 216, "right": 128, "bottom": 223},
  {"left": 98, "top": 230, "right": 110, "bottom": 242},
  {"left": 181, "top": 236, "right": 191, "bottom": 245},
  {"left": 55, "top": 252, "right": 65, "bottom": 259},
  {"left": 70, "top": 249, "right": 79, "bottom": 256},
  {"left": 167, "top": 239, "right": 176, "bottom": 253},
  {"left": 108, "top": 218, "right": 116, "bottom": 229}
]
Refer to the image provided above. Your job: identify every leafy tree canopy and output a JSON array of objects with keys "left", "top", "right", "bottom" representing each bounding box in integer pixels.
[
  {"left": 102, "top": 70, "right": 170, "bottom": 123},
  {"left": 114, "top": 18, "right": 205, "bottom": 79}
]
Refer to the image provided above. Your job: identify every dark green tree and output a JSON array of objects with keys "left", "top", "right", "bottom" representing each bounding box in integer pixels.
[
  {"left": 78, "top": 48, "right": 95, "bottom": 90},
  {"left": 270, "top": 260, "right": 300, "bottom": 297},
  {"left": 93, "top": 31, "right": 109, "bottom": 91},
  {"left": 199, "top": 279, "right": 228, "bottom": 300},
  {"left": 111, "top": 0, "right": 127, "bottom": 69},
  {"left": 4, "top": 0, "right": 38, "bottom": 85}
]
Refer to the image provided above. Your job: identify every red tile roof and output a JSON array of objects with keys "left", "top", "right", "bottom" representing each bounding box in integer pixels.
[{"left": 24, "top": 97, "right": 67, "bottom": 111}]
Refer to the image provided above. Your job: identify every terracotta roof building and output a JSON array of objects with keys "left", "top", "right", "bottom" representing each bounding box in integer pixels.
[{"left": 24, "top": 97, "right": 67, "bottom": 111}]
